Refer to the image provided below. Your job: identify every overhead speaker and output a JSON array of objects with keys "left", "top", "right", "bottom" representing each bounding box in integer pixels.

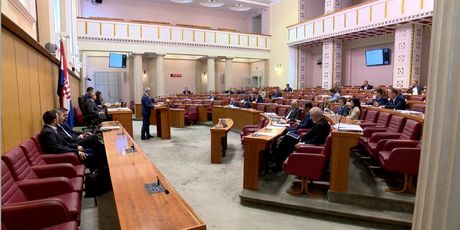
[
  {"left": 92, "top": 0, "right": 103, "bottom": 4},
  {"left": 45, "top": 43, "right": 57, "bottom": 54}
]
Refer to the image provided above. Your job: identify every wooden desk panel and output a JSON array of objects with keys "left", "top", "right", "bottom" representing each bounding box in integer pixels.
[
  {"left": 101, "top": 122, "right": 206, "bottom": 230},
  {"left": 154, "top": 106, "right": 171, "bottom": 139},
  {"left": 212, "top": 106, "right": 261, "bottom": 130},
  {"left": 169, "top": 109, "right": 185, "bottom": 128},
  {"left": 107, "top": 108, "right": 133, "bottom": 137},
  {"left": 196, "top": 105, "right": 208, "bottom": 123},
  {"left": 210, "top": 119, "right": 233, "bottom": 164}
]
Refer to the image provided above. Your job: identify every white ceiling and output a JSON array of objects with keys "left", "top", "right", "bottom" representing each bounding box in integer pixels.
[{"left": 146, "top": 0, "right": 273, "bottom": 14}]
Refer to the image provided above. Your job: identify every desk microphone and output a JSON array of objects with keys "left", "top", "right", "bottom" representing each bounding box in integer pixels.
[
  {"left": 156, "top": 176, "right": 170, "bottom": 195},
  {"left": 337, "top": 116, "right": 343, "bottom": 132}
]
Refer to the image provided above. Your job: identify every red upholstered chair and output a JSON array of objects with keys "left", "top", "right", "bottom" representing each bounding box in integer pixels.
[
  {"left": 358, "top": 115, "right": 406, "bottom": 148},
  {"left": 265, "top": 104, "right": 278, "bottom": 113},
  {"left": 184, "top": 105, "right": 198, "bottom": 125},
  {"left": 273, "top": 98, "right": 284, "bottom": 104},
  {"left": 2, "top": 147, "right": 83, "bottom": 193},
  {"left": 1, "top": 161, "right": 81, "bottom": 223},
  {"left": 360, "top": 112, "right": 392, "bottom": 129},
  {"left": 276, "top": 106, "right": 289, "bottom": 116},
  {"left": 263, "top": 98, "right": 273, "bottom": 103},
  {"left": 360, "top": 110, "right": 379, "bottom": 123},
  {"left": 378, "top": 140, "right": 421, "bottom": 193},
  {"left": 283, "top": 135, "right": 332, "bottom": 194},
  {"left": 359, "top": 108, "right": 368, "bottom": 120},
  {"left": 240, "top": 116, "right": 269, "bottom": 142},
  {"left": 73, "top": 105, "right": 84, "bottom": 125},
  {"left": 21, "top": 138, "right": 85, "bottom": 177},
  {"left": 411, "top": 104, "right": 425, "bottom": 113},
  {"left": 283, "top": 99, "right": 292, "bottom": 105},
  {"left": 407, "top": 95, "right": 425, "bottom": 101},
  {"left": 365, "top": 119, "right": 422, "bottom": 158},
  {"left": 255, "top": 103, "right": 266, "bottom": 111}
]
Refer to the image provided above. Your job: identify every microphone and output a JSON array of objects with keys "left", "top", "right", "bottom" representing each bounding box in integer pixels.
[
  {"left": 156, "top": 176, "right": 169, "bottom": 195},
  {"left": 337, "top": 116, "right": 343, "bottom": 132}
]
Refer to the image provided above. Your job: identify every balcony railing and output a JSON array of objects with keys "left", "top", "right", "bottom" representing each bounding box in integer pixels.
[
  {"left": 287, "top": 0, "right": 434, "bottom": 45},
  {"left": 77, "top": 17, "right": 271, "bottom": 51}
]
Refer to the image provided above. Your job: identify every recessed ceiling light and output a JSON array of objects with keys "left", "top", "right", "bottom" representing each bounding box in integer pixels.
[
  {"left": 170, "top": 0, "right": 194, "bottom": 3},
  {"left": 229, "top": 3, "right": 251, "bottom": 11},
  {"left": 200, "top": 0, "right": 224, "bottom": 8}
]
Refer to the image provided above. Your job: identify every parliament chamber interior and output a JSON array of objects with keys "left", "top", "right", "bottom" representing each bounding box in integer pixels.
[{"left": 1, "top": 0, "right": 459, "bottom": 229}]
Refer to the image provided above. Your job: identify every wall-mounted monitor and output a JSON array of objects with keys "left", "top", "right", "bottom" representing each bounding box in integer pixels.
[
  {"left": 109, "top": 53, "right": 127, "bottom": 68},
  {"left": 365, "top": 48, "right": 391, "bottom": 66}
]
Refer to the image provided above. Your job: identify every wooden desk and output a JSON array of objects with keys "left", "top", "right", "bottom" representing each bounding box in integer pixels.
[
  {"left": 107, "top": 108, "right": 133, "bottom": 137},
  {"left": 101, "top": 122, "right": 206, "bottom": 230},
  {"left": 169, "top": 109, "right": 185, "bottom": 128},
  {"left": 154, "top": 106, "right": 171, "bottom": 139},
  {"left": 196, "top": 105, "right": 208, "bottom": 123},
  {"left": 212, "top": 106, "right": 261, "bottom": 130},
  {"left": 210, "top": 119, "right": 234, "bottom": 164},
  {"left": 242, "top": 117, "right": 286, "bottom": 190}
]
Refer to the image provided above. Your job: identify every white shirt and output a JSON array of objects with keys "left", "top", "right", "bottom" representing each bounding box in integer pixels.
[
  {"left": 45, "top": 124, "right": 58, "bottom": 133},
  {"left": 57, "top": 124, "right": 72, "bottom": 138},
  {"left": 412, "top": 87, "right": 418, "bottom": 95}
]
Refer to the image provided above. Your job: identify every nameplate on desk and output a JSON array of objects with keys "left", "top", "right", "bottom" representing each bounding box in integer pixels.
[
  {"left": 144, "top": 183, "right": 166, "bottom": 195},
  {"left": 333, "top": 124, "right": 363, "bottom": 132},
  {"left": 253, "top": 132, "right": 278, "bottom": 137}
]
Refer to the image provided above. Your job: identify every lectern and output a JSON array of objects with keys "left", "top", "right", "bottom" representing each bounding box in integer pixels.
[
  {"left": 210, "top": 118, "right": 233, "bottom": 164},
  {"left": 153, "top": 106, "right": 171, "bottom": 139}
]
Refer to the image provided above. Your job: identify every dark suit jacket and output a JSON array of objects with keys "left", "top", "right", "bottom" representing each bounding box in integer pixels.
[
  {"left": 141, "top": 94, "right": 154, "bottom": 116},
  {"left": 86, "top": 99, "right": 101, "bottom": 116},
  {"left": 39, "top": 125, "right": 79, "bottom": 154},
  {"left": 408, "top": 85, "right": 423, "bottom": 95},
  {"left": 385, "top": 94, "right": 407, "bottom": 110},
  {"left": 300, "top": 118, "right": 330, "bottom": 145},
  {"left": 183, "top": 90, "right": 192, "bottom": 95},
  {"left": 360, "top": 84, "right": 373, "bottom": 90},
  {"left": 297, "top": 113, "right": 314, "bottom": 129},
  {"left": 272, "top": 92, "right": 282, "bottom": 98},
  {"left": 57, "top": 123, "right": 81, "bottom": 143},
  {"left": 285, "top": 108, "right": 301, "bottom": 121},
  {"left": 367, "top": 96, "right": 389, "bottom": 106},
  {"left": 284, "top": 87, "right": 293, "bottom": 92},
  {"left": 229, "top": 101, "right": 239, "bottom": 107},
  {"left": 337, "top": 106, "right": 350, "bottom": 116}
]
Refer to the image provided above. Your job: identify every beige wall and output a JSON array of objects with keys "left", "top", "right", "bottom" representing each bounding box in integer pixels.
[
  {"left": 164, "top": 59, "right": 197, "bottom": 95},
  {"left": 2, "top": 0, "right": 37, "bottom": 40},
  {"left": 268, "top": 0, "right": 299, "bottom": 88}
]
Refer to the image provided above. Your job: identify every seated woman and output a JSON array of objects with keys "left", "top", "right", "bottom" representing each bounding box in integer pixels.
[
  {"left": 347, "top": 98, "right": 361, "bottom": 120},
  {"left": 337, "top": 97, "right": 350, "bottom": 116}
]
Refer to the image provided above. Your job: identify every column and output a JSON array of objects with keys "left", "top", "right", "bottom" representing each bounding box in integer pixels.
[
  {"left": 412, "top": 0, "right": 460, "bottom": 229},
  {"left": 225, "top": 58, "right": 233, "bottom": 90},
  {"left": 288, "top": 46, "right": 298, "bottom": 89},
  {"left": 80, "top": 52, "right": 88, "bottom": 92},
  {"left": 298, "top": 47, "right": 307, "bottom": 89},
  {"left": 156, "top": 54, "right": 165, "bottom": 97},
  {"left": 263, "top": 59, "right": 270, "bottom": 87},
  {"left": 392, "top": 24, "right": 423, "bottom": 88},
  {"left": 322, "top": 39, "right": 342, "bottom": 89},
  {"left": 147, "top": 57, "right": 157, "bottom": 97},
  {"left": 207, "top": 57, "right": 216, "bottom": 92},
  {"left": 133, "top": 54, "right": 143, "bottom": 104}
]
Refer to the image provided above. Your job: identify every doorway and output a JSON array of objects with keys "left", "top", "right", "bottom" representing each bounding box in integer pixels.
[{"left": 94, "top": 72, "right": 121, "bottom": 103}]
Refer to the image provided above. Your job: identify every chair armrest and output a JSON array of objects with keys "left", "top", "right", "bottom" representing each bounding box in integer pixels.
[
  {"left": 284, "top": 152, "right": 327, "bottom": 179},
  {"left": 382, "top": 140, "right": 420, "bottom": 151},
  {"left": 18, "top": 177, "right": 74, "bottom": 199},
  {"left": 363, "top": 127, "right": 388, "bottom": 137},
  {"left": 360, "top": 122, "right": 377, "bottom": 129},
  {"left": 242, "top": 125, "right": 259, "bottom": 132},
  {"left": 32, "top": 164, "right": 78, "bottom": 178},
  {"left": 2, "top": 198, "right": 73, "bottom": 230},
  {"left": 386, "top": 147, "right": 421, "bottom": 174},
  {"left": 42, "top": 153, "right": 81, "bottom": 165},
  {"left": 369, "top": 132, "right": 401, "bottom": 143},
  {"left": 294, "top": 144, "right": 323, "bottom": 153}
]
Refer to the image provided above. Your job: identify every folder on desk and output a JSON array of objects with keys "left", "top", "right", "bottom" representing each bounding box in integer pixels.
[{"left": 333, "top": 124, "right": 363, "bottom": 132}]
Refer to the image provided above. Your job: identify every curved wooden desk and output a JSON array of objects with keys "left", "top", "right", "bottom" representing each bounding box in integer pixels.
[
  {"left": 210, "top": 118, "right": 234, "bottom": 164},
  {"left": 101, "top": 122, "right": 206, "bottom": 230},
  {"left": 212, "top": 106, "right": 262, "bottom": 130},
  {"left": 107, "top": 108, "right": 133, "bottom": 137}
]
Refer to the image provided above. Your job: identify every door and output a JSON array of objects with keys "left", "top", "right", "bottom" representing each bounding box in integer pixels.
[{"left": 94, "top": 72, "right": 120, "bottom": 103}]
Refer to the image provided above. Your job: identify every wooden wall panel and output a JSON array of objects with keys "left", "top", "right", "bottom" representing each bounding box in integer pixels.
[
  {"left": 70, "top": 73, "right": 80, "bottom": 105},
  {"left": 15, "top": 39, "right": 34, "bottom": 141},
  {"left": 28, "top": 49, "right": 42, "bottom": 132}
]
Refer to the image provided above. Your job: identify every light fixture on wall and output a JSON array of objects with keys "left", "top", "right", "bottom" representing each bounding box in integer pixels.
[
  {"left": 229, "top": 3, "right": 251, "bottom": 11},
  {"left": 274, "top": 64, "right": 282, "bottom": 72},
  {"left": 170, "top": 0, "right": 194, "bottom": 3},
  {"left": 143, "top": 70, "right": 147, "bottom": 78},
  {"left": 200, "top": 0, "right": 224, "bottom": 8}
]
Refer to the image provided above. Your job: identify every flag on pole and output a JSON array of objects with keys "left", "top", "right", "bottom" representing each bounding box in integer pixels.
[{"left": 57, "top": 39, "right": 74, "bottom": 128}]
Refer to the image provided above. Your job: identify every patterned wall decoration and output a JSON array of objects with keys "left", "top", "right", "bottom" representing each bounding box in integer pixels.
[
  {"left": 299, "top": 0, "right": 306, "bottom": 21},
  {"left": 322, "top": 39, "right": 342, "bottom": 89},
  {"left": 325, "top": 0, "right": 341, "bottom": 14},
  {"left": 392, "top": 24, "right": 423, "bottom": 88},
  {"left": 298, "top": 47, "right": 307, "bottom": 88}
]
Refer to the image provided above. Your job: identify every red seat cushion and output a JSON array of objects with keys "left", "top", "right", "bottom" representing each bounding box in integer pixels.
[
  {"left": 55, "top": 193, "right": 81, "bottom": 220},
  {"left": 42, "top": 221, "right": 78, "bottom": 230}
]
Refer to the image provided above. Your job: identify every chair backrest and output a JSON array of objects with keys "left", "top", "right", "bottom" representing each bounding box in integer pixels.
[
  {"left": 78, "top": 95, "right": 88, "bottom": 115},
  {"left": 388, "top": 116, "right": 406, "bottom": 133},
  {"left": 265, "top": 104, "right": 278, "bottom": 113},
  {"left": 364, "top": 110, "right": 379, "bottom": 123},
  {"left": 2, "top": 147, "right": 38, "bottom": 181},
  {"left": 19, "top": 139, "right": 46, "bottom": 166},
  {"left": 31, "top": 134, "right": 45, "bottom": 154},
  {"left": 400, "top": 119, "right": 423, "bottom": 140},
  {"left": 322, "top": 135, "right": 333, "bottom": 159},
  {"left": 376, "top": 112, "right": 392, "bottom": 127},
  {"left": 360, "top": 109, "right": 368, "bottom": 120},
  {"left": 411, "top": 104, "right": 426, "bottom": 113},
  {"left": 73, "top": 104, "right": 84, "bottom": 124},
  {"left": 1, "top": 161, "right": 27, "bottom": 205},
  {"left": 263, "top": 98, "right": 273, "bottom": 103},
  {"left": 276, "top": 106, "right": 289, "bottom": 116},
  {"left": 255, "top": 104, "right": 266, "bottom": 111}
]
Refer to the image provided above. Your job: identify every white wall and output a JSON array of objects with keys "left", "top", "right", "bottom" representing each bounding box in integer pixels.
[
  {"left": 79, "top": 0, "right": 253, "bottom": 33},
  {"left": 216, "top": 61, "right": 251, "bottom": 90},
  {"left": 2, "top": 0, "right": 37, "bottom": 39},
  {"left": 163, "top": 59, "right": 197, "bottom": 95}
]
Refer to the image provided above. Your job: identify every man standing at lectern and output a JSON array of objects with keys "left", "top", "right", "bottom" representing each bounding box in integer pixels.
[{"left": 141, "top": 88, "right": 155, "bottom": 140}]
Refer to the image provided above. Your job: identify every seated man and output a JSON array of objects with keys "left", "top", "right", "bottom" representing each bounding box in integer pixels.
[
  {"left": 407, "top": 80, "right": 423, "bottom": 95},
  {"left": 85, "top": 91, "right": 107, "bottom": 121},
  {"left": 366, "top": 88, "right": 389, "bottom": 106},
  {"left": 55, "top": 108, "right": 107, "bottom": 167},
  {"left": 229, "top": 98, "right": 239, "bottom": 107},
  {"left": 279, "top": 100, "right": 302, "bottom": 123},
  {"left": 251, "top": 91, "right": 264, "bottom": 103},
  {"left": 337, "top": 97, "right": 350, "bottom": 116},
  {"left": 328, "top": 88, "right": 341, "bottom": 103},
  {"left": 270, "top": 107, "right": 331, "bottom": 172},
  {"left": 385, "top": 88, "right": 407, "bottom": 110},
  {"left": 183, "top": 87, "right": 192, "bottom": 95},
  {"left": 83, "top": 87, "right": 94, "bottom": 102},
  {"left": 241, "top": 95, "right": 252, "bottom": 108},
  {"left": 284, "top": 101, "right": 314, "bottom": 133},
  {"left": 283, "top": 83, "right": 293, "bottom": 92},
  {"left": 360, "top": 80, "right": 373, "bottom": 90},
  {"left": 39, "top": 110, "right": 99, "bottom": 172},
  {"left": 271, "top": 88, "right": 282, "bottom": 98}
]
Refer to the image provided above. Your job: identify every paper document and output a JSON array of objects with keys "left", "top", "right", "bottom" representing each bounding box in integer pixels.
[
  {"left": 272, "top": 123, "right": 290, "bottom": 127},
  {"left": 100, "top": 126, "right": 120, "bottom": 131},
  {"left": 333, "top": 124, "right": 363, "bottom": 132},
  {"left": 253, "top": 132, "right": 278, "bottom": 137}
]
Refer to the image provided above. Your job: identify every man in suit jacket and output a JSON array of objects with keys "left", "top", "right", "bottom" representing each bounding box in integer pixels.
[
  {"left": 284, "top": 101, "right": 314, "bottom": 133},
  {"left": 366, "top": 88, "right": 389, "bottom": 106},
  {"left": 407, "top": 80, "right": 423, "bottom": 95},
  {"left": 360, "top": 80, "right": 373, "bottom": 90},
  {"left": 282, "top": 100, "right": 302, "bottom": 122},
  {"left": 250, "top": 92, "right": 264, "bottom": 103},
  {"left": 141, "top": 88, "right": 155, "bottom": 140},
  {"left": 183, "top": 87, "right": 192, "bottom": 95},
  {"left": 83, "top": 87, "right": 94, "bottom": 102},
  {"left": 85, "top": 92, "right": 106, "bottom": 120},
  {"left": 385, "top": 88, "right": 407, "bottom": 110},
  {"left": 283, "top": 83, "right": 293, "bottom": 92},
  {"left": 271, "top": 89, "right": 282, "bottom": 98},
  {"left": 39, "top": 110, "right": 99, "bottom": 172},
  {"left": 229, "top": 98, "right": 239, "bottom": 107}
]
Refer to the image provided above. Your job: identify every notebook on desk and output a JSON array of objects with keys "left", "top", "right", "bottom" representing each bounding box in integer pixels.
[{"left": 333, "top": 124, "right": 363, "bottom": 132}]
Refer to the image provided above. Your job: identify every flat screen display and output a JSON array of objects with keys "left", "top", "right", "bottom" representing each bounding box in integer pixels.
[
  {"left": 109, "top": 53, "right": 127, "bottom": 68},
  {"left": 365, "top": 48, "right": 390, "bottom": 66}
]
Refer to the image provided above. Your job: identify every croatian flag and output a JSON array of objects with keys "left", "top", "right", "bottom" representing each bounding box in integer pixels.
[{"left": 57, "top": 39, "right": 74, "bottom": 128}]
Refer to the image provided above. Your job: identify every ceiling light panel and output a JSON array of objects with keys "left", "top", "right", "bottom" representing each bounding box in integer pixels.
[
  {"left": 200, "top": 0, "right": 224, "bottom": 8},
  {"left": 170, "top": 0, "right": 194, "bottom": 3}
]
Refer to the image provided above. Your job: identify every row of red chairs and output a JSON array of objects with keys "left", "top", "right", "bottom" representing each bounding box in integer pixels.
[{"left": 2, "top": 135, "right": 84, "bottom": 229}]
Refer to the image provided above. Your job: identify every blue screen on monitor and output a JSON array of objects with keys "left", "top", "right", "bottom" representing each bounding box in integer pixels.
[
  {"left": 366, "top": 48, "right": 390, "bottom": 66},
  {"left": 109, "top": 53, "right": 126, "bottom": 68}
]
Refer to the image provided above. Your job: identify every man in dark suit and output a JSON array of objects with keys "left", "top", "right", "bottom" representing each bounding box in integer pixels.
[
  {"left": 271, "top": 88, "right": 282, "bottom": 98},
  {"left": 385, "top": 88, "right": 407, "bottom": 110},
  {"left": 280, "top": 100, "right": 302, "bottom": 123},
  {"left": 407, "top": 80, "right": 423, "bottom": 95},
  {"left": 283, "top": 83, "right": 293, "bottom": 92},
  {"left": 284, "top": 101, "right": 314, "bottom": 133},
  {"left": 141, "top": 88, "right": 155, "bottom": 140},
  {"left": 270, "top": 107, "right": 331, "bottom": 172},
  {"left": 39, "top": 110, "right": 99, "bottom": 172},
  {"left": 83, "top": 87, "right": 94, "bottom": 102},
  {"left": 367, "top": 88, "right": 389, "bottom": 106},
  {"left": 85, "top": 92, "right": 107, "bottom": 120},
  {"left": 183, "top": 87, "right": 192, "bottom": 95},
  {"left": 250, "top": 92, "right": 264, "bottom": 103},
  {"left": 360, "top": 80, "right": 373, "bottom": 90},
  {"left": 229, "top": 98, "right": 239, "bottom": 107}
]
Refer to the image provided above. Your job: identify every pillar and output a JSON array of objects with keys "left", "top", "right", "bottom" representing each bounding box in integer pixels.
[
  {"left": 156, "top": 54, "right": 165, "bottom": 97},
  {"left": 147, "top": 57, "right": 157, "bottom": 97},
  {"left": 393, "top": 24, "right": 423, "bottom": 88},
  {"left": 288, "top": 46, "right": 298, "bottom": 89},
  {"left": 412, "top": 0, "right": 460, "bottom": 229},
  {"left": 298, "top": 47, "right": 307, "bottom": 89},
  {"left": 263, "top": 59, "right": 270, "bottom": 87},
  {"left": 207, "top": 57, "right": 216, "bottom": 92},
  {"left": 80, "top": 52, "right": 88, "bottom": 92},
  {"left": 225, "top": 58, "right": 233, "bottom": 90},
  {"left": 322, "top": 39, "right": 342, "bottom": 89},
  {"left": 133, "top": 54, "right": 143, "bottom": 104}
]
